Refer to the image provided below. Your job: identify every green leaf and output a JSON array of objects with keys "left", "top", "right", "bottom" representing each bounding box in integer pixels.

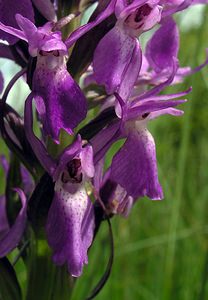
[{"left": 0, "top": 258, "right": 22, "bottom": 300}]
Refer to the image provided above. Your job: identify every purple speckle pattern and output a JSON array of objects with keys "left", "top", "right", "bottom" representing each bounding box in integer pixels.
[
  {"left": 33, "top": 55, "right": 87, "bottom": 143},
  {"left": 46, "top": 181, "right": 94, "bottom": 277}
]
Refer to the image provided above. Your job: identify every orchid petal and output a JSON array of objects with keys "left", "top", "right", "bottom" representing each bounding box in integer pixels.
[
  {"left": 132, "top": 87, "right": 192, "bottom": 104},
  {"left": 33, "top": 57, "right": 87, "bottom": 143},
  {"left": 24, "top": 93, "right": 56, "bottom": 176},
  {"left": 46, "top": 183, "right": 94, "bottom": 277},
  {"left": 162, "top": 0, "right": 193, "bottom": 18},
  {"left": 80, "top": 145, "right": 95, "bottom": 178},
  {"left": 133, "top": 58, "right": 178, "bottom": 101},
  {"left": 146, "top": 17, "right": 179, "bottom": 72},
  {"left": 91, "top": 122, "right": 122, "bottom": 164},
  {"left": 0, "top": 21, "right": 27, "bottom": 42},
  {"left": 148, "top": 107, "right": 184, "bottom": 120},
  {"left": 127, "top": 99, "right": 186, "bottom": 120},
  {"left": 93, "top": 24, "right": 140, "bottom": 97},
  {"left": 110, "top": 131, "right": 163, "bottom": 199},
  {"left": 0, "top": 189, "right": 27, "bottom": 257},
  {"left": 118, "top": 40, "right": 142, "bottom": 100},
  {"left": 15, "top": 13, "right": 37, "bottom": 40},
  {"left": 93, "top": 159, "right": 105, "bottom": 192}
]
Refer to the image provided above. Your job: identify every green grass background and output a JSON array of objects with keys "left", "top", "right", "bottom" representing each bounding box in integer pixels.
[{"left": 0, "top": 5, "right": 208, "bottom": 300}]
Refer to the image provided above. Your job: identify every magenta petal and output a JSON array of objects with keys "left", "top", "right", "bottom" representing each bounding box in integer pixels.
[
  {"left": 133, "top": 58, "right": 178, "bottom": 101},
  {"left": 81, "top": 200, "right": 95, "bottom": 264},
  {"left": 93, "top": 25, "right": 140, "bottom": 97},
  {"left": 146, "top": 17, "right": 179, "bottom": 72},
  {"left": 24, "top": 93, "right": 57, "bottom": 176},
  {"left": 91, "top": 122, "right": 122, "bottom": 164},
  {"left": 162, "top": 0, "right": 193, "bottom": 18},
  {"left": 0, "top": 21, "right": 27, "bottom": 42},
  {"left": 93, "top": 159, "right": 105, "bottom": 192},
  {"left": 127, "top": 99, "right": 186, "bottom": 120},
  {"left": 0, "top": 189, "right": 27, "bottom": 257},
  {"left": 46, "top": 184, "right": 94, "bottom": 277},
  {"left": 33, "top": 58, "right": 87, "bottom": 143},
  {"left": 15, "top": 13, "right": 37, "bottom": 39},
  {"left": 110, "top": 131, "right": 163, "bottom": 200},
  {"left": 148, "top": 107, "right": 184, "bottom": 120},
  {"left": 118, "top": 40, "right": 142, "bottom": 100},
  {"left": 80, "top": 145, "right": 95, "bottom": 178},
  {"left": 38, "top": 32, "right": 67, "bottom": 54},
  {"left": 0, "top": 0, "right": 34, "bottom": 44}
]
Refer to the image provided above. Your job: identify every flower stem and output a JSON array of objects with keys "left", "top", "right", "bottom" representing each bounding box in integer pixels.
[{"left": 25, "top": 237, "right": 74, "bottom": 300}]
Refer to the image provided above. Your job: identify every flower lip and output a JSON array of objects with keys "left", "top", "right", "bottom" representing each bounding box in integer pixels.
[{"left": 141, "top": 112, "right": 150, "bottom": 119}]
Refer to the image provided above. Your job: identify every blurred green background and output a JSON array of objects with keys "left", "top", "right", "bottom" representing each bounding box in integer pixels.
[{"left": 0, "top": 5, "right": 208, "bottom": 300}]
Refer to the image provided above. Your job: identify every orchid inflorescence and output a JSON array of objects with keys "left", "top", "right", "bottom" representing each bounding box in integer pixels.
[{"left": 0, "top": 0, "right": 207, "bottom": 298}]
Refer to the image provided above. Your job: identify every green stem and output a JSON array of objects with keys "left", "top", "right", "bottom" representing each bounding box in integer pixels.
[{"left": 25, "top": 237, "right": 74, "bottom": 300}]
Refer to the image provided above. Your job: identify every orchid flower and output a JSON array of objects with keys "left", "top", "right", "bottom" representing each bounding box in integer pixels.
[
  {"left": 24, "top": 93, "right": 95, "bottom": 277},
  {"left": 93, "top": 0, "right": 163, "bottom": 100},
  {"left": 0, "top": 14, "right": 87, "bottom": 143},
  {"left": 91, "top": 63, "right": 189, "bottom": 202}
]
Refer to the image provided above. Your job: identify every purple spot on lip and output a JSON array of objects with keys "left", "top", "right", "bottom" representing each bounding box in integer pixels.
[
  {"left": 61, "top": 159, "right": 83, "bottom": 184},
  {"left": 68, "top": 159, "right": 81, "bottom": 178},
  {"left": 142, "top": 112, "right": 150, "bottom": 119},
  {"left": 135, "top": 4, "right": 152, "bottom": 22}
]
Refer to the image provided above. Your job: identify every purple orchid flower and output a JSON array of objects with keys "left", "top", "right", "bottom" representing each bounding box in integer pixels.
[
  {"left": 24, "top": 93, "right": 95, "bottom": 277},
  {"left": 0, "top": 14, "right": 87, "bottom": 143},
  {"left": 0, "top": 156, "right": 27, "bottom": 258},
  {"left": 93, "top": 0, "right": 162, "bottom": 100},
  {"left": 91, "top": 62, "right": 189, "bottom": 201}
]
